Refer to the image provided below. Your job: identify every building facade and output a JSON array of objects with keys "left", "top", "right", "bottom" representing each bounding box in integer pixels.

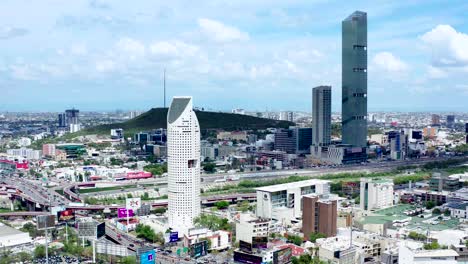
[
  {"left": 167, "top": 96, "right": 201, "bottom": 235},
  {"left": 360, "top": 178, "right": 394, "bottom": 211},
  {"left": 342, "top": 11, "right": 368, "bottom": 148},
  {"left": 312, "top": 86, "right": 331, "bottom": 147},
  {"left": 302, "top": 195, "right": 337, "bottom": 238}
]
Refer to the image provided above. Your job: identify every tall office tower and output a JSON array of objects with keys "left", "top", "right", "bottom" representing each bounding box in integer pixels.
[
  {"left": 167, "top": 96, "right": 201, "bottom": 235},
  {"left": 431, "top": 114, "right": 441, "bottom": 126},
  {"left": 465, "top": 123, "right": 468, "bottom": 144},
  {"left": 65, "top": 109, "right": 79, "bottom": 125},
  {"left": 446, "top": 115, "right": 455, "bottom": 128},
  {"left": 312, "top": 86, "right": 332, "bottom": 146},
  {"left": 58, "top": 113, "right": 66, "bottom": 127},
  {"left": 342, "top": 11, "right": 368, "bottom": 148}
]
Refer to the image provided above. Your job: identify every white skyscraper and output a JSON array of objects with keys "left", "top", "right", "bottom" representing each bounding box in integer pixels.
[{"left": 167, "top": 96, "right": 201, "bottom": 235}]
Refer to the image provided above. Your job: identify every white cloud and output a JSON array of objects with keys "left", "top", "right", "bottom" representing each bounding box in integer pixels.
[
  {"left": 371, "top": 52, "right": 409, "bottom": 73},
  {"left": 95, "top": 60, "right": 117, "bottom": 72},
  {"left": 149, "top": 40, "right": 199, "bottom": 59},
  {"left": 70, "top": 43, "right": 88, "bottom": 56},
  {"left": 426, "top": 65, "right": 447, "bottom": 79},
  {"left": 0, "top": 26, "right": 28, "bottom": 39},
  {"left": 115, "top": 38, "right": 145, "bottom": 59},
  {"left": 197, "top": 18, "right": 249, "bottom": 42},
  {"left": 421, "top": 25, "right": 468, "bottom": 67}
]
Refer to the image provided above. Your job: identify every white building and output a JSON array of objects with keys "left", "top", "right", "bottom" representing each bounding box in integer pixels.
[
  {"left": 69, "top": 123, "right": 81, "bottom": 133},
  {"left": 110, "top": 128, "right": 124, "bottom": 139},
  {"left": 167, "top": 96, "right": 201, "bottom": 236},
  {"left": 360, "top": 178, "right": 394, "bottom": 211},
  {"left": 279, "top": 111, "right": 294, "bottom": 122},
  {"left": 398, "top": 244, "right": 458, "bottom": 264},
  {"left": 255, "top": 179, "right": 331, "bottom": 221},
  {"left": 316, "top": 237, "right": 357, "bottom": 264},
  {"left": 184, "top": 227, "right": 231, "bottom": 251},
  {"left": 7, "top": 148, "right": 41, "bottom": 160},
  {"left": 235, "top": 213, "right": 272, "bottom": 243}
]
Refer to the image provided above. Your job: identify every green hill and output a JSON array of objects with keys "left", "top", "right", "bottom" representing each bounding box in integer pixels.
[{"left": 83, "top": 108, "right": 294, "bottom": 136}]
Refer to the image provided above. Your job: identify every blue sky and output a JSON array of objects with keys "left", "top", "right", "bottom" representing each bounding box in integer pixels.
[{"left": 1, "top": 0, "right": 468, "bottom": 112}]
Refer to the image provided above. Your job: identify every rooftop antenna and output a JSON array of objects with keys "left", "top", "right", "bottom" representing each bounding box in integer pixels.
[{"left": 163, "top": 68, "right": 166, "bottom": 108}]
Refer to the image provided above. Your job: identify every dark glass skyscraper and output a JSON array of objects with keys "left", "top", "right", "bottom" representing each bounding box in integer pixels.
[
  {"left": 342, "top": 11, "right": 367, "bottom": 148},
  {"left": 312, "top": 86, "right": 331, "bottom": 147}
]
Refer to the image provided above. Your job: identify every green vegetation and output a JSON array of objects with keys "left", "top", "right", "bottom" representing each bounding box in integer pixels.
[
  {"left": 286, "top": 234, "right": 304, "bottom": 246},
  {"left": 408, "top": 231, "right": 427, "bottom": 241},
  {"left": 423, "top": 158, "right": 468, "bottom": 170},
  {"left": 309, "top": 232, "right": 327, "bottom": 243},
  {"left": 203, "top": 162, "right": 216, "bottom": 173},
  {"left": 20, "top": 222, "right": 45, "bottom": 238},
  {"left": 143, "top": 164, "right": 167, "bottom": 176},
  {"left": 393, "top": 174, "right": 428, "bottom": 185},
  {"left": 214, "top": 201, "right": 230, "bottom": 210},
  {"left": 80, "top": 108, "right": 295, "bottom": 136},
  {"left": 135, "top": 224, "right": 165, "bottom": 244},
  {"left": 292, "top": 254, "right": 327, "bottom": 264},
  {"left": 433, "top": 208, "right": 441, "bottom": 214},
  {"left": 194, "top": 213, "right": 232, "bottom": 231},
  {"left": 424, "top": 241, "right": 444, "bottom": 250},
  {"left": 34, "top": 245, "right": 46, "bottom": 258},
  {"left": 236, "top": 200, "right": 252, "bottom": 212},
  {"left": 425, "top": 201, "right": 436, "bottom": 209},
  {"left": 454, "top": 144, "right": 468, "bottom": 154}
]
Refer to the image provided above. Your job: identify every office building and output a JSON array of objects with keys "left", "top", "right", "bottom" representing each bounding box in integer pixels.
[
  {"left": 446, "top": 115, "right": 455, "bottom": 128},
  {"left": 465, "top": 123, "right": 468, "bottom": 144},
  {"left": 432, "top": 114, "right": 441, "bottom": 126},
  {"left": 302, "top": 195, "right": 337, "bottom": 238},
  {"left": 294, "top": 127, "right": 313, "bottom": 155},
  {"left": 360, "top": 178, "right": 394, "bottom": 211},
  {"left": 387, "top": 130, "right": 407, "bottom": 160},
  {"left": 65, "top": 109, "right": 79, "bottom": 125},
  {"left": 167, "top": 96, "right": 201, "bottom": 235},
  {"left": 274, "top": 128, "right": 296, "bottom": 154},
  {"left": 58, "top": 113, "right": 67, "bottom": 128},
  {"left": 429, "top": 172, "right": 461, "bottom": 192},
  {"left": 6, "top": 148, "right": 41, "bottom": 160},
  {"left": 342, "top": 11, "right": 368, "bottom": 148},
  {"left": 312, "top": 86, "right": 331, "bottom": 147},
  {"left": 312, "top": 144, "right": 367, "bottom": 165},
  {"left": 255, "top": 179, "right": 331, "bottom": 221}
]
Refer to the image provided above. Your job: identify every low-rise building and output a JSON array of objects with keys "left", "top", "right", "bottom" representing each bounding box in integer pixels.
[
  {"left": 399, "top": 244, "right": 458, "bottom": 264},
  {"left": 0, "top": 223, "right": 32, "bottom": 249},
  {"left": 184, "top": 227, "right": 231, "bottom": 251},
  {"left": 235, "top": 214, "right": 271, "bottom": 243},
  {"left": 217, "top": 131, "right": 248, "bottom": 142},
  {"left": 316, "top": 237, "right": 357, "bottom": 264}
]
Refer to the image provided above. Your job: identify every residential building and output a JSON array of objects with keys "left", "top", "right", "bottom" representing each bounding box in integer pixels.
[
  {"left": 255, "top": 179, "right": 331, "bottom": 221},
  {"left": 235, "top": 214, "right": 271, "bottom": 243},
  {"left": 167, "top": 96, "right": 201, "bottom": 236},
  {"left": 6, "top": 148, "right": 41, "bottom": 160},
  {"left": 302, "top": 195, "right": 337, "bottom": 238},
  {"left": 58, "top": 113, "right": 67, "bottom": 128},
  {"left": 110, "top": 128, "right": 124, "bottom": 140},
  {"left": 399, "top": 244, "right": 458, "bottom": 264},
  {"left": 360, "top": 178, "right": 394, "bottom": 211},
  {"left": 342, "top": 11, "right": 368, "bottom": 148},
  {"left": 42, "top": 144, "right": 56, "bottom": 157},
  {"left": 65, "top": 108, "right": 79, "bottom": 127},
  {"left": 432, "top": 114, "right": 441, "bottom": 126},
  {"left": 312, "top": 85, "right": 331, "bottom": 147},
  {"left": 369, "top": 134, "right": 388, "bottom": 146},
  {"left": 423, "top": 127, "right": 438, "bottom": 139},
  {"left": 279, "top": 111, "right": 294, "bottom": 122}
]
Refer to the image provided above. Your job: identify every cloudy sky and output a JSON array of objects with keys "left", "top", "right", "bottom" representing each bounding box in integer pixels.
[{"left": 1, "top": 0, "right": 468, "bottom": 112}]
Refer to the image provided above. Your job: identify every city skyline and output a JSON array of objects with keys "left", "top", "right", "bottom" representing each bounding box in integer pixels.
[{"left": 1, "top": 1, "right": 468, "bottom": 112}]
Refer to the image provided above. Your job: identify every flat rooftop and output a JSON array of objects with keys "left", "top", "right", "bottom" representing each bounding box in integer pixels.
[
  {"left": 255, "top": 179, "right": 330, "bottom": 193},
  {"left": 414, "top": 249, "right": 458, "bottom": 258},
  {"left": 0, "top": 223, "right": 24, "bottom": 236}
]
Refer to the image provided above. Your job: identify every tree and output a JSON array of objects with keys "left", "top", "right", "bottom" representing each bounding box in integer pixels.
[
  {"left": 203, "top": 163, "right": 216, "bottom": 173},
  {"left": 408, "top": 231, "right": 427, "bottom": 241},
  {"left": 287, "top": 234, "right": 304, "bottom": 246},
  {"left": 425, "top": 201, "right": 436, "bottom": 209},
  {"left": 309, "top": 232, "right": 326, "bottom": 243},
  {"left": 424, "top": 241, "right": 441, "bottom": 250},
  {"left": 17, "top": 252, "right": 32, "bottom": 262},
  {"left": 122, "top": 256, "right": 137, "bottom": 264},
  {"left": 432, "top": 208, "right": 441, "bottom": 215},
  {"left": 215, "top": 201, "right": 230, "bottom": 210},
  {"left": 444, "top": 209, "right": 451, "bottom": 216},
  {"left": 34, "top": 245, "right": 46, "bottom": 259},
  {"left": 194, "top": 214, "right": 232, "bottom": 231}
]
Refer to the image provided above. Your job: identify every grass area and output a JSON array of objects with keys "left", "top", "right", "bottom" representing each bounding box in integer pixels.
[
  {"left": 0, "top": 208, "right": 13, "bottom": 213},
  {"left": 55, "top": 189, "right": 64, "bottom": 195}
]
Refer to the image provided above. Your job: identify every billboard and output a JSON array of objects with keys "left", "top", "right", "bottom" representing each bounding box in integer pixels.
[
  {"left": 252, "top": 236, "right": 268, "bottom": 249},
  {"left": 190, "top": 240, "right": 208, "bottom": 258},
  {"left": 412, "top": 130, "right": 422, "bottom": 140},
  {"left": 126, "top": 198, "right": 141, "bottom": 211},
  {"left": 169, "top": 232, "right": 179, "bottom": 242},
  {"left": 57, "top": 209, "right": 75, "bottom": 222},
  {"left": 137, "top": 204, "right": 151, "bottom": 216},
  {"left": 140, "top": 250, "right": 156, "bottom": 264},
  {"left": 239, "top": 240, "right": 252, "bottom": 253},
  {"left": 117, "top": 208, "right": 134, "bottom": 218},
  {"left": 37, "top": 215, "right": 55, "bottom": 230},
  {"left": 96, "top": 242, "right": 129, "bottom": 257},
  {"left": 78, "top": 221, "right": 103, "bottom": 240},
  {"left": 233, "top": 251, "right": 263, "bottom": 264},
  {"left": 273, "top": 247, "right": 292, "bottom": 264}
]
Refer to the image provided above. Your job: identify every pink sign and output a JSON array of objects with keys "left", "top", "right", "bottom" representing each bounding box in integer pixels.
[{"left": 117, "top": 208, "right": 134, "bottom": 218}]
